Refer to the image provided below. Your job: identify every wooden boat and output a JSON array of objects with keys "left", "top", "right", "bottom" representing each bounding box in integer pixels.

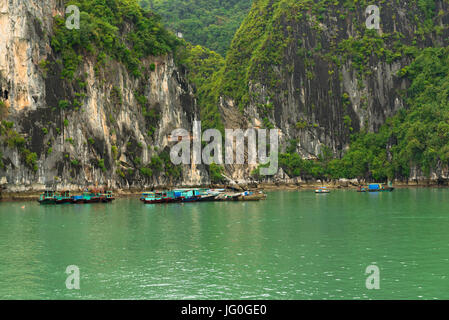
[
  {"left": 144, "top": 198, "right": 165, "bottom": 204},
  {"left": 366, "top": 184, "right": 394, "bottom": 193},
  {"left": 197, "top": 194, "right": 217, "bottom": 202},
  {"left": 216, "top": 193, "right": 241, "bottom": 201},
  {"left": 38, "top": 189, "right": 114, "bottom": 205},
  {"left": 182, "top": 195, "right": 201, "bottom": 202},
  {"left": 38, "top": 190, "right": 57, "bottom": 204},
  {"left": 236, "top": 191, "right": 266, "bottom": 201},
  {"left": 214, "top": 191, "right": 266, "bottom": 201},
  {"left": 176, "top": 189, "right": 203, "bottom": 203},
  {"left": 72, "top": 191, "right": 102, "bottom": 204},
  {"left": 85, "top": 192, "right": 102, "bottom": 203},
  {"left": 140, "top": 192, "right": 153, "bottom": 202},
  {"left": 194, "top": 189, "right": 223, "bottom": 202},
  {"left": 55, "top": 191, "right": 73, "bottom": 204},
  {"left": 143, "top": 191, "right": 182, "bottom": 204},
  {"left": 101, "top": 191, "right": 115, "bottom": 202},
  {"left": 315, "top": 187, "right": 330, "bottom": 194},
  {"left": 142, "top": 192, "right": 164, "bottom": 204}
]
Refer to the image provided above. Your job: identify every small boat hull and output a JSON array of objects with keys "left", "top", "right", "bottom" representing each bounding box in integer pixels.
[
  {"left": 144, "top": 199, "right": 165, "bottom": 204},
  {"left": 237, "top": 194, "right": 266, "bottom": 201},
  {"left": 38, "top": 198, "right": 57, "bottom": 205},
  {"left": 55, "top": 199, "right": 73, "bottom": 204},
  {"left": 197, "top": 195, "right": 217, "bottom": 202},
  {"left": 368, "top": 187, "right": 394, "bottom": 193},
  {"left": 84, "top": 198, "right": 99, "bottom": 203},
  {"left": 182, "top": 196, "right": 201, "bottom": 203},
  {"left": 144, "top": 198, "right": 181, "bottom": 204}
]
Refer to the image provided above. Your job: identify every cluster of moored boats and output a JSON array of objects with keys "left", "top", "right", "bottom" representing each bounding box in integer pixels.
[
  {"left": 38, "top": 190, "right": 115, "bottom": 204},
  {"left": 38, "top": 183, "right": 393, "bottom": 204},
  {"left": 38, "top": 188, "right": 267, "bottom": 205},
  {"left": 140, "top": 189, "right": 267, "bottom": 204}
]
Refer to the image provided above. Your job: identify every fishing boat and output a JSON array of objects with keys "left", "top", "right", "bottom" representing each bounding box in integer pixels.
[
  {"left": 182, "top": 194, "right": 201, "bottom": 202},
  {"left": 38, "top": 190, "right": 57, "bottom": 204},
  {"left": 142, "top": 192, "right": 163, "bottom": 204},
  {"left": 163, "top": 190, "right": 183, "bottom": 203},
  {"left": 72, "top": 191, "right": 102, "bottom": 204},
  {"left": 175, "top": 189, "right": 203, "bottom": 202},
  {"left": 101, "top": 191, "right": 115, "bottom": 202},
  {"left": 195, "top": 189, "right": 222, "bottom": 202},
  {"left": 215, "top": 192, "right": 241, "bottom": 201},
  {"left": 143, "top": 191, "right": 181, "bottom": 204},
  {"left": 55, "top": 191, "right": 73, "bottom": 204},
  {"left": 214, "top": 190, "right": 267, "bottom": 201},
  {"left": 236, "top": 191, "right": 267, "bottom": 201},
  {"left": 38, "top": 189, "right": 114, "bottom": 205},
  {"left": 71, "top": 195, "right": 84, "bottom": 203},
  {"left": 198, "top": 194, "right": 217, "bottom": 202},
  {"left": 367, "top": 183, "right": 394, "bottom": 192},
  {"left": 315, "top": 187, "right": 330, "bottom": 194},
  {"left": 140, "top": 192, "right": 153, "bottom": 202}
]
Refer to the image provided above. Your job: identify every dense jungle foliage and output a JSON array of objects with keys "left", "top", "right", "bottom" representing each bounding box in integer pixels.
[
  {"left": 52, "top": 0, "right": 180, "bottom": 79},
  {"left": 140, "top": 0, "right": 252, "bottom": 55}
]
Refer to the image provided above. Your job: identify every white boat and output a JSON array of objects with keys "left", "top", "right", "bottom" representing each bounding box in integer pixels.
[{"left": 315, "top": 187, "right": 330, "bottom": 194}]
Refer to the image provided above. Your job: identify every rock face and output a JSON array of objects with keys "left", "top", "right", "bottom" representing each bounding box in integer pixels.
[
  {"left": 0, "top": 0, "right": 208, "bottom": 192},
  {"left": 220, "top": 0, "right": 449, "bottom": 161},
  {"left": 1, "top": 0, "right": 448, "bottom": 191}
]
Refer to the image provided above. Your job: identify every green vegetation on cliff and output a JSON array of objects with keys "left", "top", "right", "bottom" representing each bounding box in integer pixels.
[
  {"left": 219, "top": 0, "right": 447, "bottom": 109},
  {"left": 47, "top": 0, "right": 185, "bottom": 180},
  {"left": 176, "top": 43, "right": 225, "bottom": 132},
  {"left": 0, "top": 121, "right": 38, "bottom": 172},
  {"left": 219, "top": 0, "right": 448, "bottom": 181},
  {"left": 140, "top": 0, "right": 252, "bottom": 55},
  {"left": 278, "top": 47, "right": 449, "bottom": 181},
  {"left": 52, "top": 0, "right": 180, "bottom": 79},
  {"left": 339, "top": 46, "right": 449, "bottom": 180}
]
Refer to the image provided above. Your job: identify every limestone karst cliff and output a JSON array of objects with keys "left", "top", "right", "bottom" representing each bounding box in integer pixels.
[
  {"left": 1, "top": 0, "right": 449, "bottom": 193},
  {"left": 219, "top": 0, "right": 449, "bottom": 157},
  {"left": 208, "top": 0, "right": 449, "bottom": 182},
  {"left": 0, "top": 0, "right": 208, "bottom": 192}
]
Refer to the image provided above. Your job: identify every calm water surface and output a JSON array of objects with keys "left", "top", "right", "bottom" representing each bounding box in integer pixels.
[{"left": 1, "top": 189, "right": 449, "bottom": 299}]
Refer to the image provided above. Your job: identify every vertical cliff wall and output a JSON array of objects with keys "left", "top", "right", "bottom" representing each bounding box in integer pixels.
[
  {"left": 219, "top": 0, "right": 449, "bottom": 162},
  {"left": 1, "top": 0, "right": 449, "bottom": 190},
  {"left": 0, "top": 0, "right": 209, "bottom": 192}
]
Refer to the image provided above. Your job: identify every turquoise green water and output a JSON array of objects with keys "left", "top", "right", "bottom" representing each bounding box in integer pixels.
[{"left": 1, "top": 189, "right": 449, "bottom": 299}]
